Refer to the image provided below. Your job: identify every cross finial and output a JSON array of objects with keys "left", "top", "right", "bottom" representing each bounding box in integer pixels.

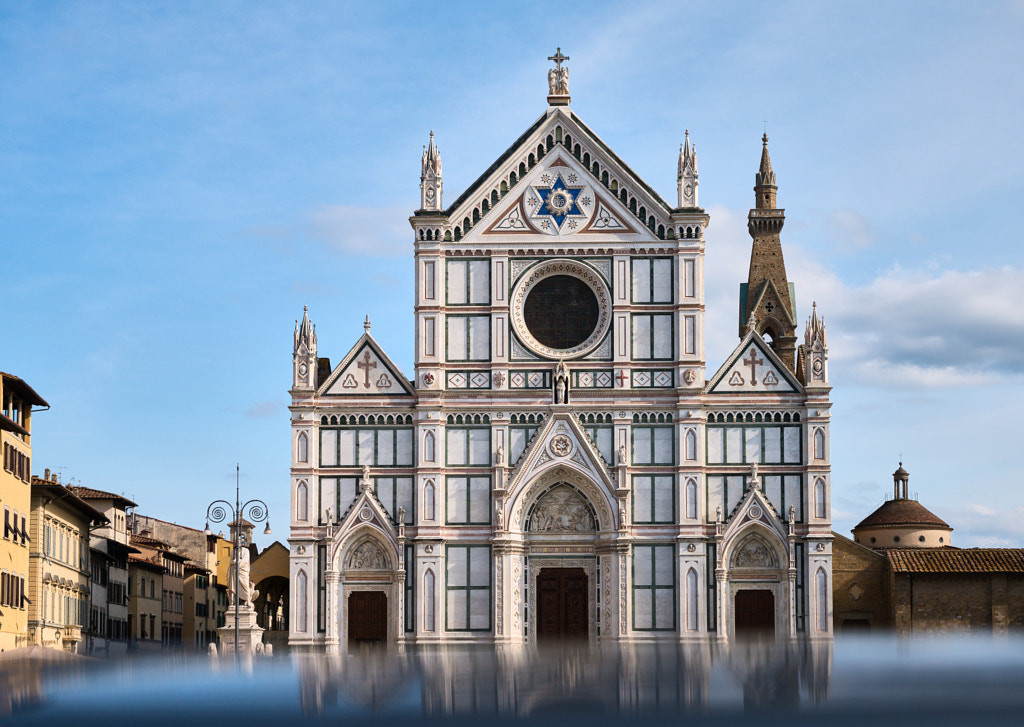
[
  {"left": 762, "top": 118, "right": 768, "bottom": 134},
  {"left": 548, "top": 47, "right": 569, "bottom": 71},
  {"left": 363, "top": 314, "right": 371, "bottom": 333}
]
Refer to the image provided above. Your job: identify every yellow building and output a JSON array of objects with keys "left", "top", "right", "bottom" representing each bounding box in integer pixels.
[
  {"left": 28, "top": 473, "right": 106, "bottom": 652},
  {"left": 1, "top": 372, "right": 48, "bottom": 653}
]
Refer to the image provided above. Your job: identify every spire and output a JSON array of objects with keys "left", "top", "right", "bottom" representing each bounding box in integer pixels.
[
  {"left": 741, "top": 133, "right": 797, "bottom": 371},
  {"left": 677, "top": 129, "right": 699, "bottom": 208},
  {"left": 804, "top": 301, "right": 826, "bottom": 348},
  {"left": 419, "top": 131, "right": 443, "bottom": 211},
  {"left": 754, "top": 133, "right": 777, "bottom": 209},
  {"left": 294, "top": 305, "right": 316, "bottom": 354}
]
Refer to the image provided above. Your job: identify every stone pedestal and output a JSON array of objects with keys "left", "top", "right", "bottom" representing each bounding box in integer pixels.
[{"left": 219, "top": 606, "right": 265, "bottom": 654}]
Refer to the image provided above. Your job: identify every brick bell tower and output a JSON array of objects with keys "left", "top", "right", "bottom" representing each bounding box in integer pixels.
[{"left": 739, "top": 134, "right": 798, "bottom": 371}]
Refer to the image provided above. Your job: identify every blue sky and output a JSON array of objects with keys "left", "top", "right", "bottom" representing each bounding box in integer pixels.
[{"left": 3, "top": 1, "right": 1023, "bottom": 547}]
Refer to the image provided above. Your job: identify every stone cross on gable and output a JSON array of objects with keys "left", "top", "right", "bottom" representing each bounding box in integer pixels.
[
  {"left": 548, "top": 47, "right": 569, "bottom": 72},
  {"left": 357, "top": 350, "right": 377, "bottom": 388},
  {"left": 742, "top": 348, "right": 763, "bottom": 386}
]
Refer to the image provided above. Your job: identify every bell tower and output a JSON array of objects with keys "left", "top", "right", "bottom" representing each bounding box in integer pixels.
[
  {"left": 419, "top": 131, "right": 443, "bottom": 212},
  {"left": 740, "top": 134, "right": 798, "bottom": 371}
]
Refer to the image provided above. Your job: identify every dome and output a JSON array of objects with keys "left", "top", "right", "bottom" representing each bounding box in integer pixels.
[{"left": 854, "top": 498, "right": 949, "bottom": 530}]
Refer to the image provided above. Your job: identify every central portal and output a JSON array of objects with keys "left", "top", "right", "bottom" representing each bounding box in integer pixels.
[
  {"left": 537, "top": 568, "right": 588, "bottom": 641},
  {"left": 734, "top": 589, "right": 775, "bottom": 636},
  {"left": 348, "top": 591, "right": 387, "bottom": 648}
]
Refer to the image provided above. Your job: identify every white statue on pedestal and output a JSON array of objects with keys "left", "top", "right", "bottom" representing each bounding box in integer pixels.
[{"left": 228, "top": 544, "right": 259, "bottom": 609}]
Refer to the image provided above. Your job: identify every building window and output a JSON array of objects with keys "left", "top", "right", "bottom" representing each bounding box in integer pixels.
[
  {"left": 445, "top": 476, "right": 491, "bottom": 525},
  {"left": 632, "top": 426, "right": 674, "bottom": 465},
  {"left": 320, "top": 427, "right": 414, "bottom": 467},
  {"left": 582, "top": 424, "right": 614, "bottom": 465},
  {"left": 631, "top": 258, "right": 672, "bottom": 303},
  {"left": 632, "top": 544, "right": 675, "bottom": 631},
  {"left": 446, "top": 545, "right": 491, "bottom": 631},
  {"left": 814, "top": 479, "right": 826, "bottom": 519},
  {"left": 447, "top": 260, "right": 490, "bottom": 305},
  {"left": 706, "top": 424, "right": 801, "bottom": 465},
  {"left": 816, "top": 568, "right": 828, "bottom": 632},
  {"left": 318, "top": 476, "right": 359, "bottom": 524},
  {"left": 424, "top": 431, "right": 436, "bottom": 462},
  {"left": 632, "top": 475, "right": 674, "bottom": 524},
  {"left": 631, "top": 314, "right": 673, "bottom": 360},
  {"left": 446, "top": 427, "right": 490, "bottom": 466},
  {"left": 374, "top": 477, "right": 413, "bottom": 524},
  {"left": 446, "top": 315, "right": 490, "bottom": 361}
]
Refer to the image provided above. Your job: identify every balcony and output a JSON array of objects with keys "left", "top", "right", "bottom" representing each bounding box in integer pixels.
[{"left": 62, "top": 625, "right": 82, "bottom": 644}]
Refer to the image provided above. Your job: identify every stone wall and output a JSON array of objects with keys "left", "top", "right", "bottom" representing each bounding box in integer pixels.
[
  {"left": 891, "top": 572, "right": 1024, "bottom": 635},
  {"left": 831, "top": 534, "right": 889, "bottom": 631}
]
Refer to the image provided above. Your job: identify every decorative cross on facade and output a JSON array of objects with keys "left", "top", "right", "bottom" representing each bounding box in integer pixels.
[
  {"left": 764, "top": 301, "right": 774, "bottom": 313},
  {"left": 357, "top": 350, "right": 377, "bottom": 388},
  {"left": 615, "top": 370, "right": 628, "bottom": 387},
  {"left": 742, "top": 349, "right": 764, "bottom": 385},
  {"left": 548, "top": 47, "right": 569, "bottom": 71}
]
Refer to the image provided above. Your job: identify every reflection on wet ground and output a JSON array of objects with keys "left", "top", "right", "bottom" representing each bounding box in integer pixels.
[{"left": 4, "top": 636, "right": 1024, "bottom": 725}]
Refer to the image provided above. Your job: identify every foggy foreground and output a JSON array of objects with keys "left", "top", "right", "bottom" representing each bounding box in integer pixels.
[{"left": 3, "top": 636, "right": 1024, "bottom": 726}]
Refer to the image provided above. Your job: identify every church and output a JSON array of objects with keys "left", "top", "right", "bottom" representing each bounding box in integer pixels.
[{"left": 287, "top": 51, "right": 833, "bottom": 651}]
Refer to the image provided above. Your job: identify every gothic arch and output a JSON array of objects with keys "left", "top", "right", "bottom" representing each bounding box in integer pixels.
[
  {"left": 725, "top": 524, "right": 788, "bottom": 571},
  {"left": 509, "top": 465, "right": 615, "bottom": 534},
  {"left": 331, "top": 523, "right": 397, "bottom": 572}
]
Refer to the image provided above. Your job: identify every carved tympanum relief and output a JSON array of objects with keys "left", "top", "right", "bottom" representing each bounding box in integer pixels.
[
  {"left": 528, "top": 485, "right": 596, "bottom": 532},
  {"left": 346, "top": 541, "right": 387, "bottom": 570},
  {"left": 732, "top": 538, "right": 777, "bottom": 568}
]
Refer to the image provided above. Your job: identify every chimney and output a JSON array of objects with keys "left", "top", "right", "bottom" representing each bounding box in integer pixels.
[{"left": 44, "top": 468, "right": 51, "bottom": 480}]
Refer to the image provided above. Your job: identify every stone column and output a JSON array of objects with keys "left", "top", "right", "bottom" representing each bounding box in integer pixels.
[{"left": 324, "top": 569, "right": 341, "bottom": 654}]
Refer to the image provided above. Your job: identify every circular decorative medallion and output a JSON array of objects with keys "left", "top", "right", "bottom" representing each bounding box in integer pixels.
[
  {"left": 749, "top": 505, "right": 763, "bottom": 520},
  {"left": 813, "top": 359, "right": 823, "bottom": 374},
  {"left": 359, "top": 508, "right": 372, "bottom": 521},
  {"left": 298, "top": 362, "right": 308, "bottom": 377},
  {"left": 510, "top": 259, "right": 611, "bottom": 359},
  {"left": 687, "top": 543, "right": 696, "bottom": 553},
  {"left": 549, "top": 434, "right": 573, "bottom": 458}
]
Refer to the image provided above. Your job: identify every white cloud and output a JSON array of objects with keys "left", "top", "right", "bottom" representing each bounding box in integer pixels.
[
  {"left": 955, "top": 504, "right": 1024, "bottom": 547},
  {"left": 308, "top": 204, "right": 410, "bottom": 258},
  {"left": 704, "top": 204, "right": 1024, "bottom": 389},
  {"left": 245, "top": 400, "right": 283, "bottom": 419}
]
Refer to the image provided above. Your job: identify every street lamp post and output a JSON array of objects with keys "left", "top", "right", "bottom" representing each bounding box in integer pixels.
[{"left": 204, "top": 464, "right": 271, "bottom": 655}]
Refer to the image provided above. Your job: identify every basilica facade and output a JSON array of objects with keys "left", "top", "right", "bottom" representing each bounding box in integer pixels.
[{"left": 288, "top": 53, "right": 832, "bottom": 651}]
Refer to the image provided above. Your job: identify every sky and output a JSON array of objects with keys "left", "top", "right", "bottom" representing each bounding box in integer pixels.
[{"left": 3, "top": 1, "right": 1023, "bottom": 549}]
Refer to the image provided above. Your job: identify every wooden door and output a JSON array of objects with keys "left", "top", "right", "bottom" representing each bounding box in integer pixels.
[
  {"left": 537, "top": 568, "right": 588, "bottom": 641},
  {"left": 348, "top": 591, "right": 387, "bottom": 647},
  {"left": 734, "top": 589, "right": 775, "bottom": 636}
]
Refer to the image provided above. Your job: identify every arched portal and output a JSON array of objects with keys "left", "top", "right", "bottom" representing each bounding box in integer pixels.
[
  {"left": 723, "top": 525, "right": 790, "bottom": 639},
  {"left": 331, "top": 527, "right": 402, "bottom": 652}
]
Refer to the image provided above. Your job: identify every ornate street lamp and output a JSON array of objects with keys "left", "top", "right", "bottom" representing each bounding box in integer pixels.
[{"left": 204, "top": 464, "right": 271, "bottom": 654}]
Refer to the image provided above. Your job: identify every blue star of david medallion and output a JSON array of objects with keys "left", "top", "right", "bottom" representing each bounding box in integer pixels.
[{"left": 532, "top": 174, "right": 586, "bottom": 232}]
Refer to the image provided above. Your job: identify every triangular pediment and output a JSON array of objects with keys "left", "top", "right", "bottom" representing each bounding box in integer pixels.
[
  {"left": 721, "top": 482, "right": 789, "bottom": 550},
  {"left": 506, "top": 411, "right": 616, "bottom": 496},
  {"left": 748, "top": 279, "right": 797, "bottom": 328},
  {"left": 706, "top": 333, "right": 801, "bottom": 394},
  {"left": 447, "top": 108, "right": 678, "bottom": 243},
  {"left": 320, "top": 334, "right": 414, "bottom": 397}
]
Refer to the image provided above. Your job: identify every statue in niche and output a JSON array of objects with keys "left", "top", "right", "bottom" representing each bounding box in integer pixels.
[
  {"left": 618, "top": 443, "right": 628, "bottom": 466},
  {"left": 734, "top": 539, "right": 776, "bottom": 568},
  {"left": 529, "top": 485, "right": 595, "bottom": 532},
  {"left": 347, "top": 541, "right": 386, "bottom": 570},
  {"left": 554, "top": 360, "right": 569, "bottom": 403}
]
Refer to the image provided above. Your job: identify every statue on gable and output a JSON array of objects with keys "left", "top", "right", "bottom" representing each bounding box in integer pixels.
[{"left": 554, "top": 359, "right": 569, "bottom": 404}]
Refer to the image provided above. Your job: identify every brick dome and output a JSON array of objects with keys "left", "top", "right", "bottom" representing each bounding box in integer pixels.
[{"left": 854, "top": 498, "right": 949, "bottom": 530}]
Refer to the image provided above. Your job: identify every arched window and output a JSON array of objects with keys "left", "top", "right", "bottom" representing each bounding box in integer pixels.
[
  {"left": 814, "top": 429, "right": 825, "bottom": 460},
  {"left": 816, "top": 567, "right": 828, "bottom": 632},
  {"left": 686, "top": 568, "right": 698, "bottom": 631},
  {"left": 685, "top": 429, "right": 697, "bottom": 461},
  {"left": 296, "top": 570, "right": 308, "bottom": 633},
  {"left": 424, "top": 431, "right": 436, "bottom": 463},
  {"left": 814, "top": 479, "right": 826, "bottom": 519},
  {"left": 685, "top": 479, "right": 697, "bottom": 520},
  {"left": 296, "top": 481, "right": 308, "bottom": 522},
  {"left": 424, "top": 569, "right": 436, "bottom": 632},
  {"left": 297, "top": 432, "right": 308, "bottom": 463},
  {"left": 424, "top": 481, "right": 436, "bottom": 521}
]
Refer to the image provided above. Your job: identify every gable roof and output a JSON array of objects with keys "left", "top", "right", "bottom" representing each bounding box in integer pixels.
[
  {"left": 437, "top": 106, "right": 697, "bottom": 242},
  {"left": 706, "top": 331, "right": 803, "bottom": 394},
  {"left": 318, "top": 331, "right": 414, "bottom": 397},
  {"left": 70, "top": 485, "right": 137, "bottom": 508}
]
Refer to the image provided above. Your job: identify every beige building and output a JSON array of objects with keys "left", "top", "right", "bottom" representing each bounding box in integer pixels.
[
  {"left": 128, "top": 552, "right": 163, "bottom": 651},
  {"left": 28, "top": 473, "right": 106, "bottom": 652},
  {"left": 1, "top": 372, "right": 47, "bottom": 652}
]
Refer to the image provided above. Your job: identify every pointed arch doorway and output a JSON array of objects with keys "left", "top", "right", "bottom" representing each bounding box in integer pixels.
[
  {"left": 734, "top": 589, "right": 775, "bottom": 636},
  {"left": 536, "top": 567, "right": 588, "bottom": 640}
]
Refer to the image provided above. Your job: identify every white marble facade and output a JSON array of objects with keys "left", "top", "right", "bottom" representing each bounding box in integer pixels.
[{"left": 288, "top": 55, "right": 832, "bottom": 651}]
